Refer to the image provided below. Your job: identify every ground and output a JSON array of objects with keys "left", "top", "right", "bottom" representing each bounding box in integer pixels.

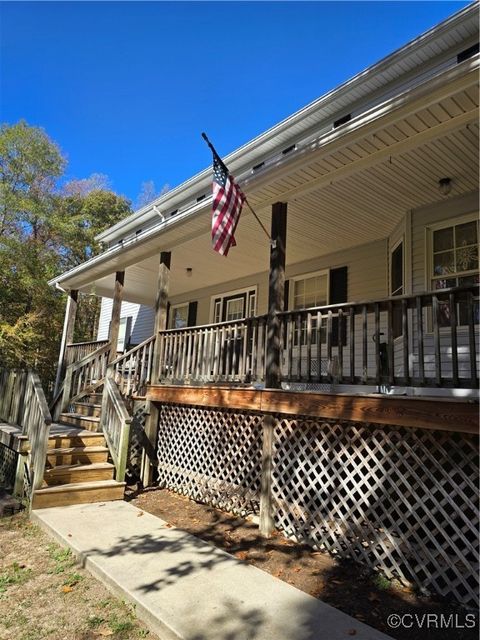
[
  {"left": 0, "top": 511, "right": 157, "bottom": 640},
  {"left": 128, "top": 486, "right": 478, "bottom": 640}
]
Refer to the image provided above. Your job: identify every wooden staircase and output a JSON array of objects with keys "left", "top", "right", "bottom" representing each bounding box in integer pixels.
[{"left": 32, "top": 393, "right": 126, "bottom": 509}]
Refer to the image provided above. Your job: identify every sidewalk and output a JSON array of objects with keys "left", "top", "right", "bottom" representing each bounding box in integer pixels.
[{"left": 32, "top": 501, "right": 392, "bottom": 640}]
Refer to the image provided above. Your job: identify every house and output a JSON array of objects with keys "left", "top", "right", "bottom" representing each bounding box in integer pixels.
[{"left": 1, "top": 3, "right": 478, "bottom": 608}]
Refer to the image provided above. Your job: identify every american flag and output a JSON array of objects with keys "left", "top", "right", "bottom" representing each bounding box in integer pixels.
[{"left": 211, "top": 154, "right": 245, "bottom": 256}]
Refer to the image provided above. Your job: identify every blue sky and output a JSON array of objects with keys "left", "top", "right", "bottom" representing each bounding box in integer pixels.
[{"left": 0, "top": 1, "right": 471, "bottom": 206}]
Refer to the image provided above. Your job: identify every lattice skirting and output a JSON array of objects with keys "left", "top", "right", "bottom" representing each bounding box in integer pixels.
[
  {"left": 154, "top": 403, "right": 479, "bottom": 606},
  {"left": 126, "top": 401, "right": 149, "bottom": 484},
  {"left": 157, "top": 404, "right": 263, "bottom": 515},
  {"left": 272, "top": 417, "right": 479, "bottom": 607},
  {"left": 0, "top": 443, "right": 18, "bottom": 491}
]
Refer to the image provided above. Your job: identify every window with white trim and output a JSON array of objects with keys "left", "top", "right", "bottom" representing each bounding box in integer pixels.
[
  {"left": 169, "top": 304, "right": 189, "bottom": 329},
  {"left": 429, "top": 217, "right": 479, "bottom": 326},
  {"left": 291, "top": 271, "right": 329, "bottom": 345}
]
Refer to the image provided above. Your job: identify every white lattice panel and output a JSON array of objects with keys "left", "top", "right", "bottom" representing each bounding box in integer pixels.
[
  {"left": 157, "top": 404, "right": 262, "bottom": 515},
  {"left": 126, "top": 401, "right": 149, "bottom": 484},
  {"left": 0, "top": 444, "right": 17, "bottom": 491},
  {"left": 271, "top": 417, "right": 479, "bottom": 606}
]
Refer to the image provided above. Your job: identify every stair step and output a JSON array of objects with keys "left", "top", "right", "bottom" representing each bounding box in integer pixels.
[
  {"left": 86, "top": 393, "right": 103, "bottom": 404},
  {"left": 73, "top": 402, "right": 102, "bottom": 418},
  {"left": 32, "top": 480, "right": 125, "bottom": 509},
  {"left": 43, "top": 462, "right": 114, "bottom": 486},
  {"left": 59, "top": 413, "right": 101, "bottom": 431},
  {"left": 46, "top": 446, "right": 109, "bottom": 466}
]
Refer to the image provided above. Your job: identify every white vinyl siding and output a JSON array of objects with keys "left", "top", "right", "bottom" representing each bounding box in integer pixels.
[{"left": 97, "top": 299, "right": 155, "bottom": 345}]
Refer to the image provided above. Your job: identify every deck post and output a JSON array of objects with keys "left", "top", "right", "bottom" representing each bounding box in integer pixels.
[
  {"left": 53, "top": 289, "right": 78, "bottom": 397},
  {"left": 260, "top": 201, "right": 287, "bottom": 537},
  {"left": 142, "top": 251, "right": 171, "bottom": 486},
  {"left": 108, "top": 271, "right": 125, "bottom": 364}
]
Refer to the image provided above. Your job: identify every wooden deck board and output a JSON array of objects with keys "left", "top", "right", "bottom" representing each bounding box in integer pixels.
[{"left": 147, "top": 385, "right": 479, "bottom": 434}]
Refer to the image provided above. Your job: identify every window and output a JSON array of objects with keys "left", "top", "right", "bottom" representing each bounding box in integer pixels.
[
  {"left": 169, "top": 304, "right": 189, "bottom": 329},
  {"left": 291, "top": 271, "right": 328, "bottom": 345},
  {"left": 390, "top": 241, "right": 404, "bottom": 338},
  {"left": 430, "top": 218, "right": 479, "bottom": 326},
  {"left": 225, "top": 297, "right": 244, "bottom": 321}
]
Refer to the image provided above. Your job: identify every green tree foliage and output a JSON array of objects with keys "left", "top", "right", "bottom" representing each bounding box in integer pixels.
[{"left": 0, "top": 121, "right": 132, "bottom": 392}]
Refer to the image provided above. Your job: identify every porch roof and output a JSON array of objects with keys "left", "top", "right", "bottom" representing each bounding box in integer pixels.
[{"left": 49, "top": 54, "right": 479, "bottom": 305}]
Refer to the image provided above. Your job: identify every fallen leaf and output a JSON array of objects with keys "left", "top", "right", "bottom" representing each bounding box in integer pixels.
[
  {"left": 293, "top": 567, "right": 301, "bottom": 573},
  {"left": 62, "top": 586, "right": 73, "bottom": 593},
  {"left": 137, "top": 511, "right": 144, "bottom": 517},
  {"left": 67, "top": 534, "right": 72, "bottom": 538},
  {"left": 234, "top": 551, "right": 248, "bottom": 560},
  {"left": 347, "top": 630, "right": 357, "bottom": 636},
  {"left": 94, "top": 629, "right": 114, "bottom": 637}
]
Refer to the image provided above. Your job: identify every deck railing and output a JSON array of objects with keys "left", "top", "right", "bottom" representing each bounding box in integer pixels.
[
  {"left": 100, "top": 373, "right": 132, "bottom": 481},
  {"left": 0, "top": 369, "right": 52, "bottom": 491},
  {"left": 65, "top": 340, "right": 110, "bottom": 367},
  {"left": 157, "top": 315, "right": 269, "bottom": 384},
  {"left": 279, "top": 284, "right": 478, "bottom": 388},
  {"left": 109, "top": 335, "right": 156, "bottom": 397},
  {"left": 155, "top": 285, "right": 478, "bottom": 389}
]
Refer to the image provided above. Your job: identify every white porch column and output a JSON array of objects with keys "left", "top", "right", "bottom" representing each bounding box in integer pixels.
[{"left": 53, "top": 289, "right": 78, "bottom": 397}]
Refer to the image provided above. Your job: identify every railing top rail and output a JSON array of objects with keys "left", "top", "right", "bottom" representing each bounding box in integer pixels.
[
  {"left": 66, "top": 339, "right": 109, "bottom": 348},
  {"left": 29, "top": 371, "right": 52, "bottom": 425},
  {"left": 69, "top": 341, "right": 111, "bottom": 373},
  {"left": 159, "top": 313, "right": 269, "bottom": 335},
  {"left": 105, "top": 376, "right": 132, "bottom": 424},
  {"left": 276, "top": 284, "right": 479, "bottom": 318},
  {"left": 108, "top": 334, "right": 156, "bottom": 367}
]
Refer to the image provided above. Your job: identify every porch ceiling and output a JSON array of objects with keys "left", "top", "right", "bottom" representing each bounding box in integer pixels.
[{"left": 64, "top": 72, "right": 478, "bottom": 306}]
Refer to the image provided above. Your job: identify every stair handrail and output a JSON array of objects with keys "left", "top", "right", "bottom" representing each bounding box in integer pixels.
[
  {"left": 0, "top": 368, "right": 52, "bottom": 493},
  {"left": 108, "top": 334, "right": 156, "bottom": 397},
  {"left": 56, "top": 342, "right": 111, "bottom": 418},
  {"left": 100, "top": 372, "right": 132, "bottom": 482}
]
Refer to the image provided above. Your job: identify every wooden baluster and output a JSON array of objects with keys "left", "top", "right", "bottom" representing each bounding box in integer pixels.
[
  {"left": 402, "top": 299, "right": 409, "bottom": 385},
  {"left": 296, "top": 312, "right": 302, "bottom": 381},
  {"left": 306, "top": 312, "right": 312, "bottom": 382},
  {"left": 317, "top": 311, "right": 322, "bottom": 382},
  {"left": 416, "top": 296, "right": 425, "bottom": 385},
  {"left": 387, "top": 301, "right": 394, "bottom": 386},
  {"left": 225, "top": 326, "right": 233, "bottom": 381},
  {"left": 232, "top": 323, "right": 239, "bottom": 379},
  {"left": 287, "top": 314, "right": 293, "bottom": 382},
  {"left": 349, "top": 307, "right": 355, "bottom": 383},
  {"left": 327, "top": 310, "right": 333, "bottom": 381},
  {"left": 338, "top": 308, "right": 344, "bottom": 382},
  {"left": 466, "top": 291, "right": 477, "bottom": 387},
  {"left": 374, "top": 303, "right": 380, "bottom": 386},
  {"left": 432, "top": 294, "right": 441, "bottom": 385},
  {"left": 251, "top": 319, "right": 258, "bottom": 380},
  {"left": 241, "top": 322, "right": 248, "bottom": 382},
  {"left": 449, "top": 292, "right": 459, "bottom": 388},
  {"left": 191, "top": 330, "right": 198, "bottom": 381},
  {"left": 362, "top": 304, "right": 368, "bottom": 384}
]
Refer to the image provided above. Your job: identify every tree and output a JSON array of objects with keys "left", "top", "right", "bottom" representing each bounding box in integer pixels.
[
  {"left": 135, "top": 179, "right": 169, "bottom": 209},
  {"left": 0, "top": 121, "right": 132, "bottom": 392}
]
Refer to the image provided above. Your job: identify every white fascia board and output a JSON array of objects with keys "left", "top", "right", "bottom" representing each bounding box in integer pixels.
[{"left": 96, "top": 4, "right": 478, "bottom": 246}]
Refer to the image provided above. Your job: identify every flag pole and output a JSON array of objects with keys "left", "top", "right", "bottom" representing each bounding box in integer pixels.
[{"left": 201, "top": 132, "right": 274, "bottom": 246}]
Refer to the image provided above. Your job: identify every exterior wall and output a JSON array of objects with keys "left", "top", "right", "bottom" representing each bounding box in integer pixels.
[
  {"left": 97, "top": 299, "right": 154, "bottom": 346},
  {"left": 169, "top": 237, "right": 388, "bottom": 323},
  {"left": 409, "top": 190, "right": 479, "bottom": 383}
]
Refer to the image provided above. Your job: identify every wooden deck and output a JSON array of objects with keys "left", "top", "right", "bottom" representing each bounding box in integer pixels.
[{"left": 147, "top": 384, "right": 479, "bottom": 434}]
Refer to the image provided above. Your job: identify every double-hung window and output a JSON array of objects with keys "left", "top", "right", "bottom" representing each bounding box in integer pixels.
[
  {"left": 291, "top": 271, "right": 328, "bottom": 345},
  {"left": 430, "top": 217, "right": 479, "bottom": 326},
  {"left": 169, "top": 304, "right": 189, "bottom": 329}
]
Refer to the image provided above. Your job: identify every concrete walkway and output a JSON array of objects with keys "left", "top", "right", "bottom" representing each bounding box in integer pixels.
[{"left": 32, "top": 501, "right": 392, "bottom": 640}]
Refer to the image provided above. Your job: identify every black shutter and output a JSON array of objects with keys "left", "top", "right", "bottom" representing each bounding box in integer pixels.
[
  {"left": 329, "top": 266, "right": 348, "bottom": 346},
  {"left": 187, "top": 301, "right": 198, "bottom": 327}
]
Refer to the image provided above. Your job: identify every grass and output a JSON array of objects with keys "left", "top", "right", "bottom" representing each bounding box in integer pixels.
[{"left": 0, "top": 512, "right": 155, "bottom": 639}]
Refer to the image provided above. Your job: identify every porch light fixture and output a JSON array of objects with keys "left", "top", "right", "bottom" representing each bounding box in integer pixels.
[
  {"left": 186, "top": 267, "right": 193, "bottom": 277},
  {"left": 438, "top": 177, "right": 452, "bottom": 197}
]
